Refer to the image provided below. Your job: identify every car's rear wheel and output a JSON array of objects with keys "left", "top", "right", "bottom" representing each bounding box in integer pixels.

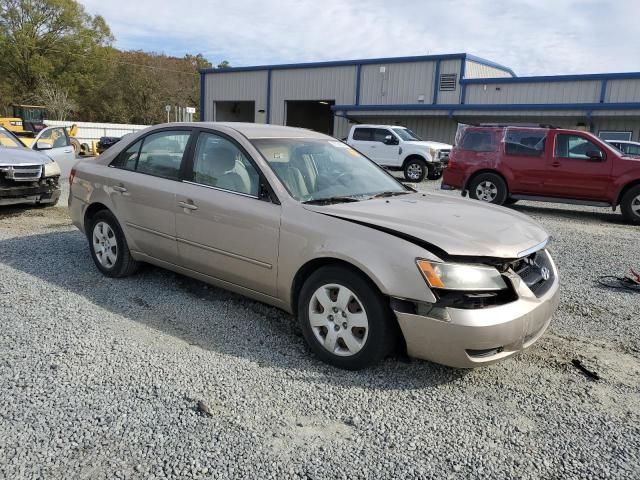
[
  {"left": 88, "top": 210, "right": 139, "bottom": 277},
  {"left": 404, "top": 158, "right": 427, "bottom": 182},
  {"left": 468, "top": 173, "right": 508, "bottom": 205},
  {"left": 620, "top": 185, "right": 640, "bottom": 224},
  {"left": 298, "top": 265, "right": 397, "bottom": 370}
]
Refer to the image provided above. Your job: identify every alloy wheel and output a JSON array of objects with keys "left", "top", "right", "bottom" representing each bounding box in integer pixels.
[
  {"left": 632, "top": 194, "right": 640, "bottom": 216},
  {"left": 476, "top": 181, "right": 498, "bottom": 202},
  {"left": 92, "top": 221, "right": 118, "bottom": 268},
  {"left": 308, "top": 284, "right": 369, "bottom": 356},
  {"left": 406, "top": 163, "right": 423, "bottom": 181}
]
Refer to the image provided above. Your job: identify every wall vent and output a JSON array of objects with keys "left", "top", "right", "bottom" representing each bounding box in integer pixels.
[{"left": 439, "top": 73, "right": 458, "bottom": 91}]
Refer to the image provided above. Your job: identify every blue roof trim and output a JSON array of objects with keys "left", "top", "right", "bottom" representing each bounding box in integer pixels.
[
  {"left": 332, "top": 102, "right": 640, "bottom": 112},
  {"left": 199, "top": 53, "right": 469, "bottom": 74},
  {"left": 199, "top": 72, "right": 205, "bottom": 121},
  {"left": 462, "top": 71, "right": 640, "bottom": 84},
  {"left": 465, "top": 54, "right": 516, "bottom": 77}
]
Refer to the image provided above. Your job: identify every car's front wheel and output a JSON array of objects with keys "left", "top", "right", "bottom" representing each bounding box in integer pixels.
[
  {"left": 468, "top": 173, "right": 508, "bottom": 205},
  {"left": 88, "top": 210, "right": 139, "bottom": 277},
  {"left": 404, "top": 158, "right": 427, "bottom": 182},
  {"left": 298, "top": 265, "right": 397, "bottom": 370},
  {"left": 620, "top": 184, "right": 640, "bottom": 224}
]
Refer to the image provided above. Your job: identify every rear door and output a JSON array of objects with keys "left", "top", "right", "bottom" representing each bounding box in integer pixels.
[
  {"left": 175, "top": 129, "right": 281, "bottom": 297},
  {"left": 33, "top": 127, "right": 76, "bottom": 177},
  {"left": 501, "top": 128, "right": 550, "bottom": 194},
  {"left": 545, "top": 132, "right": 613, "bottom": 200},
  {"left": 106, "top": 128, "right": 193, "bottom": 263}
]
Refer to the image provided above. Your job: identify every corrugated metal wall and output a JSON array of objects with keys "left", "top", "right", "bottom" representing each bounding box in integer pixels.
[
  {"left": 436, "top": 59, "right": 463, "bottom": 105},
  {"left": 359, "top": 61, "right": 436, "bottom": 105},
  {"left": 204, "top": 70, "right": 269, "bottom": 123},
  {"left": 270, "top": 66, "right": 356, "bottom": 138},
  {"left": 465, "top": 80, "right": 601, "bottom": 104},
  {"left": 605, "top": 79, "right": 640, "bottom": 103},
  {"left": 464, "top": 61, "right": 512, "bottom": 79}
]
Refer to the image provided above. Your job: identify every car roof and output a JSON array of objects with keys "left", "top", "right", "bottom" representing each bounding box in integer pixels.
[
  {"left": 352, "top": 124, "right": 408, "bottom": 129},
  {"left": 607, "top": 140, "right": 640, "bottom": 145},
  {"left": 164, "top": 122, "right": 332, "bottom": 140}
]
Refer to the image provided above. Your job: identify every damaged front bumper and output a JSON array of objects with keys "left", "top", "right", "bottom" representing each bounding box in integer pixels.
[
  {"left": 394, "top": 250, "right": 560, "bottom": 368},
  {"left": 0, "top": 176, "right": 61, "bottom": 206}
]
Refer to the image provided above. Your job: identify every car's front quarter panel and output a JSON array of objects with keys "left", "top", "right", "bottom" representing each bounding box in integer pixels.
[{"left": 277, "top": 204, "right": 441, "bottom": 312}]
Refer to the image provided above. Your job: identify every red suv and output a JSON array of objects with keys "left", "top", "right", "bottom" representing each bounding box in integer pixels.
[{"left": 442, "top": 125, "right": 640, "bottom": 224}]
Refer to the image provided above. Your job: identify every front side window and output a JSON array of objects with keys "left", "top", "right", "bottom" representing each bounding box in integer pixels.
[
  {"left": 555, "top": 134, "right": 605, "bottom": 160},
  {"left": 252, "top": 138, "right": 407, "bottom": 202},
  {"left": 373, "top": 129, "right": 394, "bottom": 143},
  {"left": 191, "top": 132, "right": 260, "bottom": 196},
  {"left": 461, "top": 131, "right": 495, "bottom": 152},
  {"left": 136, "top": 131, "right": 190, "bottom": 179},
  {"left": 352, "top": 128, "right": 374, "bottom": 141},
  {"left": 621, "top": 143, "right": 640, "bottom": 156},
  {"left": 504, "top": 129, "right": 546, "bottom": 156},
  {"left": 38, "top": 127, "right": 70, "bottom": 148}
]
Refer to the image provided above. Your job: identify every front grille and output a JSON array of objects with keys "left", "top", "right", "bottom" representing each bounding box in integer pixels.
[
  {"left": 510, "top": 250, "right": 554, "bottom": 297},
  {"left": 1, "top": 164, "right": 43, "bottom": 182}
]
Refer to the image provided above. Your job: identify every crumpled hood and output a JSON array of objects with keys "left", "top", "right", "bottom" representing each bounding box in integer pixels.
[
  {"left": 304, "top": 193, "right": 548, "bottom": 259},
  {"left": 408, "top": 141, "right": 452, "bottom": 151},
  {"left": 0, "top": 146, "right": 50, "bottom": 166}
]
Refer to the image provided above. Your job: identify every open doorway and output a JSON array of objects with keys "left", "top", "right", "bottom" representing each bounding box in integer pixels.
[
  {"left": 214, "top": 101, "right": 255, "bottom": 122},
  {"left": 285, "top": 100, "right": 335, "bottom": 135}
]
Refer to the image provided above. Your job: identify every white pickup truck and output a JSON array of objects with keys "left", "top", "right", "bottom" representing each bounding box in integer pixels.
[{"left": 346, "top": 124, "right": 452, "bottom": 182}]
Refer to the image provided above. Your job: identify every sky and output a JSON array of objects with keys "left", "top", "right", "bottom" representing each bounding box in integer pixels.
[{"left": 81, "top": 0, "right": 639, "bottom": 76}]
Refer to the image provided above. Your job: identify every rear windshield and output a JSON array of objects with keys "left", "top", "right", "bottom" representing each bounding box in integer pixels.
[{"left": 460, "top": 131, "right": 496, "bottom": 152}]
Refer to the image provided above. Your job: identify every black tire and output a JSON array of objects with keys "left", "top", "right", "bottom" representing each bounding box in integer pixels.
[
  {"left": 403, "top": 157, "right": 427, "bottom": 182},
  {"left": 87, "top": 209, "right": 139, "bottom": 278},
  {"left": 298, "top": 265, "right": 398, "bottom": 370},
  {"left": 427, "top": 167, "right": 443, "bottom": 180},
  {"left": 468, "top": 173, "right": 508, "bottom": 205},
  {"left": 620, "top": 184, "right": 640, "bottom": 224}
]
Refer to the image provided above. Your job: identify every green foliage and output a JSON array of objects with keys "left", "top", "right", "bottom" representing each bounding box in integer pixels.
[{"left": 0, "top": 0, "right": 219, "bottom": 123}]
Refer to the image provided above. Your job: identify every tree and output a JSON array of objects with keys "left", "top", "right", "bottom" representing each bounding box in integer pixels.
[
  {"left": 0, "top": 0, "right": 112, "bottom": 97},
  {"left": 217, "top": 60, "right": 231, "bottom": 69},
  {"left": 34, "top": 78, "right": 76, "bottom": 120}
]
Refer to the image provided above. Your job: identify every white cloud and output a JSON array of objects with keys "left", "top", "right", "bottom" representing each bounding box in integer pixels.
[{"left": 81, "top": 0, "right": 640, "bottom": 75}]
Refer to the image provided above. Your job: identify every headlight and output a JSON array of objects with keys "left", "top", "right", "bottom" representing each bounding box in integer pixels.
[
  {"left": 416, "top": 259, "right": 507, "bottom": 291},
  {"left": 429, "top": 147, "right": 438, "bottom": 159},
  {"left": 43, "top": 161, "right": 61, "bottom": 178}
]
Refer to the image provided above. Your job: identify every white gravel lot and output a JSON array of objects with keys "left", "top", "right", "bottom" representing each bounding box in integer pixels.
[{"left": 0, "top": 179, "right": 638, "bottom": 479}]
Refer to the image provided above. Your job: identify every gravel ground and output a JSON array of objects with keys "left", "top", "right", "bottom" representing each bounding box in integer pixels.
[{"left": 0, "top": 179, "right": 638, "bottom": 479}]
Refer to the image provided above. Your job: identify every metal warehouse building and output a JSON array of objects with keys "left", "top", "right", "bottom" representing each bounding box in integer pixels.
[{"left": 200, "top": 53, "right": 640, "bottom": 144}]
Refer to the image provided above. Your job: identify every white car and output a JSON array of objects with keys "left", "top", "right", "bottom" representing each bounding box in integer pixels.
[
  {"left": 346, "top": 124, "right": 452, "bottom": 182},
  {"left": 23, "top": 126, "right": 78, "bottom": 177},
  {"left": 606, "top": 139, "right": 640, "bottom": 156},
  {"left": 0, "top": 127, "right": 61, "bottom": 206}
]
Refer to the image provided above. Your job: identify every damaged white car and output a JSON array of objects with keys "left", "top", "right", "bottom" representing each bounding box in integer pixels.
[{"left": 0, "top": 127, "right": 61, "bottom": 206}]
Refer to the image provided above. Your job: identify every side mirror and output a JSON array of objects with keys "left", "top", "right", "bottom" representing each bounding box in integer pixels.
[
  {"left": 586, "top": 150, "right": 604, "bottom": 161},
  {"left": 384, "top": 135, "right": 398, "bottom": 145},
  {"left": 36, "top": 140, "right": 52, "bottom": 150}
]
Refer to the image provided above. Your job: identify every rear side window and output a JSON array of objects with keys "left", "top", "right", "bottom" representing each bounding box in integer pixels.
[
  {"left": 461, "top": 131, "right": 495, "bottom": 152},
  {"left": 352, "top": 128, "right": 374, "bottom": 141},
  {"left": 504, "top": 129, "right": 546, "bottom": 156},
  {"left": 111, "top": 130, "right": 191, "bottom": 179}
]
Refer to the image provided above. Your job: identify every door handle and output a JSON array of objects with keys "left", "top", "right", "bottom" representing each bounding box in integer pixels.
[
  {"left": 113, "top": 185, "right": 128, "bottom": 193},
  {"left": 551, "top": 161, "right": 561, "bottom": 167},
  {"left": 178, "top": 200, "right": 198, "bottom": 211},
  {"left": 63, "top": 149, "right": 73, "bottom": 153}
]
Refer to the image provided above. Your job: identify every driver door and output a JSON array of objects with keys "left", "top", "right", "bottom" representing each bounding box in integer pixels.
[
  {"left": 544, "top": 132, "right": 613, "bottom": 200},
  {"left": 33, "top": 127, "right": 76, "bottom": 177},
  {"left": 369, "top": 128, "right": 400, "bottom": 166}
]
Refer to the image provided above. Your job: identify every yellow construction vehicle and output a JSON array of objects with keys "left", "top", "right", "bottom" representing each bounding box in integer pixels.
[{"left": 0, "top": 104, "right": 81, "bottom": 154}]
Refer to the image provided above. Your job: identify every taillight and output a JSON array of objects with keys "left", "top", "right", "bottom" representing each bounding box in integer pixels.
[{"left": 69, "top": 167, "right": 76, "bottom": 185}]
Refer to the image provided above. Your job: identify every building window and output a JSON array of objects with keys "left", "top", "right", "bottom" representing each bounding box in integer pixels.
[
  {"left": 598, "top": 131, "right": 632, "bottom": 141},
  {"left": 439, "top": 73, "right": 458, "bottom": 91}
]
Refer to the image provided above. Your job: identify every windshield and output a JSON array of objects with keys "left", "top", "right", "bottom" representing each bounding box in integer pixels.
[
  {"left": 0, "top": 128, "right": 25, "bottom": 148},
  {"left": 251, "top": 138, "right": 408, "bottom": 202},
  {"left": 392, "top": 127, "right": 422, "bottom": 141}
]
